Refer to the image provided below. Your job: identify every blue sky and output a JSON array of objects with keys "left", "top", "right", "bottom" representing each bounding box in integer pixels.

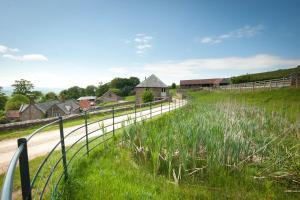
[{"left": 0, "top": 0, "right": 300, "bottom": 88}]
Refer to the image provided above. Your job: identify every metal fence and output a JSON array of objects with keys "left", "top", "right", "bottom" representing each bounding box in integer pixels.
[
  {"left": 220, "top": 77, "right": 292, "bottom": 90},
  {"left": 0, "top": 98, "right": 186, "bottom": 200}
]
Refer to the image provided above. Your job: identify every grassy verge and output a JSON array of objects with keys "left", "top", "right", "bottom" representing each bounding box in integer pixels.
[{"left": 59, "top": 87, "right": 299, "bottom": 199}]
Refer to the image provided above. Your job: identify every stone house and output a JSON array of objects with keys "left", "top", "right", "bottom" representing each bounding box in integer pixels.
[
  {"left": 135, "top": 74, "right": 169, "bottom": 104},
  {"left": 19, "top": 99, "right": 80, "bottom": 121},
  {"left": 97, "top": 90, "right": 122, "bottom": 103},
  {"left": 77, "top": 96, "right": 97, "bottom": 108}
]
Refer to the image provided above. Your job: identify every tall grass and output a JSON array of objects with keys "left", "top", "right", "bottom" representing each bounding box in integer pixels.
[{"left": 122, "top": 92, "right": 300, "bottom": 197}]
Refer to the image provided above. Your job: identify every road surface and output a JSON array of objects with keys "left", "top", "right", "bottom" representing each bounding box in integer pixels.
[{"left": 0, "top": 100, "right": 186, "bottom": 174}]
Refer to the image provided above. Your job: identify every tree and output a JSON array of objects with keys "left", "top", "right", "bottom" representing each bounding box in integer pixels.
[
  {"left": 32, "top": 91, "right": 43, "bottom": 102},
  {"left": 42, "top": 92, "right": 58, "bottom": 102},
  {"left": 96, "top": 83, "right": 110, "bottom": 97},
  {"left": 12, "top": 79, "right": 34, "bottom": 96},
  {"left": 85, "top": 85, "right": 97, "bottom": 96},
  {"left": 59, "top": 86, "right": 85, "bottom": 100},
  {"left": 0, "top": 87, "right": 7, "bottom": 111},
  {"left": 142, "top": 89, "right": 154, "bottom": 103},
  {"left": 5, "top": 94, "right": 29, "bottom": 111},
  {"left": 171, "top": 83, "right": 176, "bottom": 89}
]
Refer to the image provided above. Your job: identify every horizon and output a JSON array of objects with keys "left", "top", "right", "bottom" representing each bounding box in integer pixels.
[{"left": 1, "top": 0, "right": 300, "bottom": 88}]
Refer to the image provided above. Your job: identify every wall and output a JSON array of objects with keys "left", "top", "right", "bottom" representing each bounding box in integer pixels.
[
  {"left": 20, "top": 105, "right": 44, "bottom": 121},
  {"left": 135, "top": 87, "right": 169, "bottom": 104}
]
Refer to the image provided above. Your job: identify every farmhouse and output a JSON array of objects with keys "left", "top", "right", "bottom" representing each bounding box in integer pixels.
[
  {"left": 180, "top": 78, "right": 229, "bottom": 89},
  {"left": 97, "top": 90, "right": 122, "bottom": 103},
  {"left": 19, "top": 99, "right": 80, "bottom": 121},
  {"left": 135, "top": 74, "right": 168, "bottom": 104}
]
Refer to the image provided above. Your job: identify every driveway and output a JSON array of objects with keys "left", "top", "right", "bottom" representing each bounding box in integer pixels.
[{"left": 0, "top": 100, "right": 186, "bottom": 174}]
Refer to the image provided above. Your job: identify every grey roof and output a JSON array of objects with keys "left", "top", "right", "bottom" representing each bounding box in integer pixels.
[
  {"left": 19, "top": 100, "right": 79, "bottom": 114},
  {"left": 36, "top": 100, "right": 60, "bottom": 113},
  {"left": 136, "top": 74, "right": 167, "bottom": 88},
  {"left": 56, "top": 100, "right": 80, "bottom": 114},
  {"left": 77, "top": 96, "right": 96, "bottom": 101},
  {"left": 19, "top": 100, "right": 59, "bottom": 113}
]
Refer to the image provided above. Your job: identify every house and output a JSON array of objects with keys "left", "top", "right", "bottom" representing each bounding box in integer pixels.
[
  {"left": 180, "top": 78, "right": 230, "bottom": 89},
  {"left": 135, "top": 74, "right": 168, "bottom": 104},
  {"left": 77, "top": 96, "right": 96, "bottom": 105},
  {"left": 19, "top": 99, "right": 80, "bottom": 121},
  {"left": 5, "top": 110, "right": 20, "bottom": 121},
  {"left": 97, "top": 90, "right": 122, "bottom": 103}
]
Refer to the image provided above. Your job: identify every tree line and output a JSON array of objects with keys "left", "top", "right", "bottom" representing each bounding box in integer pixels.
[{"left": 0, "top": 77, "right": 140, "bottom": 122}]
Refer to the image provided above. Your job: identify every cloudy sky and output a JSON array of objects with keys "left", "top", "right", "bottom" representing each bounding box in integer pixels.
[{"left": 0, "top": 0, "right": 300, "bottom": 88}]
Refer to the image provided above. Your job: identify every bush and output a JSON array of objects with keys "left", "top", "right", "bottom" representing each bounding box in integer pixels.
[
  {"left": 142, "top": 90, "right": 154, "bottom": 103},
  {"left": 5, "top": 94, "right": 29, "bottom": 111}
]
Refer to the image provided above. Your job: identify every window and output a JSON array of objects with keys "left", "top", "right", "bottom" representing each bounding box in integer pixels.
[{"left": 161, "top": 88, "right": 165, "bottom": 92}]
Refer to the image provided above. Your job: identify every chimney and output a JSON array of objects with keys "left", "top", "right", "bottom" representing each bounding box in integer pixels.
[{"left": 29, "top": 96, "right": 35, "bottom": 105}]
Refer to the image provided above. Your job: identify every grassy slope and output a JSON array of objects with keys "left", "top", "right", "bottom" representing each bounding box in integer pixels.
[
  {"left": 61, "top": 148, "right": 210, "bottom": 200},
  {"left": 231, "top": 65, "right": 300, "bottom": 83},
  {"left": 59, "top": 87, "right": 300, "bottom": 200}
]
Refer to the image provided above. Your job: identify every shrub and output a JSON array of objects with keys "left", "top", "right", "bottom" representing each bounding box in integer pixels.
[
  {"left": 142, "top": 90, "right": 154, "bottom": 103},
  {"left": 5, "top": 94, "right": 29, "bottom": 111}
]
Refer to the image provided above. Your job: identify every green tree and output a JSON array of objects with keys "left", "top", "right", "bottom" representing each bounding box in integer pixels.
[
  {"left": 85, "top": 85, "right": 97, "bottom": 96},
  {"left": 5, "top": 94, "right": 29, "bottom": 111},
  {"left": 0, "top": 87, "right": 8, "bottom": 111},
  {"left": 142, "top": 89, "right": 154, "bottom": 103},
  {"left": 32, "top": 91, "right": 43, "bottom": 102},
  {"left": 42, "top": 92, "right": 58, "bottom": 102},
  {"left": 12, "top": 79, "right": 34, "bottom": 96},
  {"left": 96, "top": 83, "right": 110, "bottom": 97},
  {"left": 171, "top": 83, "right": 176, "bottom": 89}
]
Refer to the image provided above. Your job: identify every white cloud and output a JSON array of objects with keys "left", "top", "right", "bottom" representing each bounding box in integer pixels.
[
  {"left": 126, "top": 33, "right": 153, "bottom": 56},
  {"left": 0, "top": 44, "right": 47, "bottom": 62},
  {"left": 199, "top": 25, "right": 264, "bottom": 45},
  {"left": 3, "top": 54, "right": 48, "bottom": 61},
  {"left": 0, "top": 45, "right": 8, "bottom": 53},
  {"left": 107, "top": 54, "right": 300, "bottom": 84}
]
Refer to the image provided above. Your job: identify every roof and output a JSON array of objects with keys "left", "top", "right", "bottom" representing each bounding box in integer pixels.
[
  {"left": 180, "top": 78, "right": 225, "bottom": 85},
  {"left": 19, "top": 100, "right": 59, "bottom": 113},
  {"left": 136, "top": 74, "right": 167, "bottom": 88},
  {"left": 79, "top": 100, "right": 90, "bottom": 110},
  {"left": 56, "top": 100, "right": 80, "bottom": 114},
  {"left": 6, "top": 110, "right": 20, "bottom": 118},
  {"left": 19, "top": 100, "right": 79, "bottom": 114},
  {"left": 77, "top": 96, "right": 96, "bottom": 101}
]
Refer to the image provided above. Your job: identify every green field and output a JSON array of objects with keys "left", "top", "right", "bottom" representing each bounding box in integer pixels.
[
  {"left": 58, "top": 87, "right": 300, "bottom": 199},
  {"left": 231, "top": 65, "right": 300, "bottom": 83}
]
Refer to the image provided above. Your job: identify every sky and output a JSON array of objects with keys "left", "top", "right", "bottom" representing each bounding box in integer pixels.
[{"left": 0, "top": 0, "right": 300, "bottom": 89}]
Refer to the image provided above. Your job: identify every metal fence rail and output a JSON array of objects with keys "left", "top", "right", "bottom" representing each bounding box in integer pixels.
[{"left": 0, "top": 98, "right": 186, "bottom": 200}]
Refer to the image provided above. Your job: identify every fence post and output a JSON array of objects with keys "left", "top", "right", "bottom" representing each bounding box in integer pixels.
[
  {"left": 84, "top": 111, "right": 89, "bottom": 156},
  {"left": 18, "top": 138, "right": 32, "bottom": 200},
  {"left": 134, "top": 104, "right": 137, "bottom": 123},
  {"left": 112, "top": 106, "right": 115, "bottom": 137},
  {"left": 160, "top": 101, "right": 162, "bottom": 115},
  {"left": 150, "top": 102, "right": 152, "bottom": 118},
  {"left": 59, "top": 117, "right": 68, "bottom": 181}
]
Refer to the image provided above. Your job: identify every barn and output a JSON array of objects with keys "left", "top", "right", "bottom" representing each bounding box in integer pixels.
[{"left": 135, "top": 74, "right": 168, "bottom": 104}]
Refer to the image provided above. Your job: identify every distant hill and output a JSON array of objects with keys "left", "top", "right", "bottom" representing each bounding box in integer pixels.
[
  {"left": 231, "top": 65, "right": 300, "bottom": 84},
  {"left": 2, "top": 87, "right": 63, "bottom": 96}
]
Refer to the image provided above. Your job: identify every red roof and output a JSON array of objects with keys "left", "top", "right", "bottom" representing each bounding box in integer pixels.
[
  {"left": 6, "top": 110, "right": 20, "bottom": 119},
  {"left": 180, "top": 78, "right": 224, "bottom": 85},
  {"left": 79, "top": 100, "right": 90, "bottom": 110}
]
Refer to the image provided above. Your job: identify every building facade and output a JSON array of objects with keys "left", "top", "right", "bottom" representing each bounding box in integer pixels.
[
  {"left": 180, "top": 78, "right": 229, "bottom": 89},
  {"left": 97, "top": 91, "right": 122, "bottom": 103},
  {"left": 135, "top": 74, "right": 169, "bottom": 104}
]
